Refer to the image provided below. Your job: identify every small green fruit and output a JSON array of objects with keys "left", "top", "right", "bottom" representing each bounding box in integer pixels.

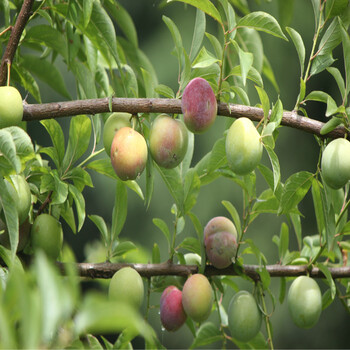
[
  {"left": 321, "top": 138, "right": 350, "bottom": 189},
  {"left": 287, "top": 276, "right": 322, "bottom": 329},
  {"left": 225, "top": 118, "right": 262, "bottom": 175},
  {"left": 0, "top": 86, "right": 23, "bottom": 128},
  {"left": 109, "top": 267, "right": 144, "bottom": 309},
  {"left": 103, "top": 112, "right": 132, "bottom": 156},
  {"left": 31, "top": 214, "right": 63, "bottom": 260},
  {"left": 228, "top": 291, "right": 262, "bottom": 343}
]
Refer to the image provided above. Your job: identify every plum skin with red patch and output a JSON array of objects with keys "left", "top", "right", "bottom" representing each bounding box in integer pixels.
[
  {"left": 181, "top": 77, "right": 217, "bottom": 134},
  {"left": 160, "top": 286, "right": 187, "bottom": 331}
]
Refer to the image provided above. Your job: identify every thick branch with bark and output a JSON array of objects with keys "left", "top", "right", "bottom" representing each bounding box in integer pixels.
[
  {"left": 23, "top": 97, "right": 347, "bottom": 139},
  {"left": 0, "top": 0, "right": 35, "bottom": 86},
  {"left": 57, "top": 261, "right": 350, "bottom": 280}
]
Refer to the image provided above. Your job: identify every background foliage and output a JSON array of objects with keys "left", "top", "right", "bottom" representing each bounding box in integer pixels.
[{"left": 0, "top": 0, "right": 350, "bottom": 348}]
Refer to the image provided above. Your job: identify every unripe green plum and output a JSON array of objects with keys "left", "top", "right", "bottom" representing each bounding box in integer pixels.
[
  {"left": 160, "top": 285, "right": 187, "bottom": 331},
  {"left": 184, "top": 253, "right": 201, "bottom": 267},
  {"left": 321, "top": 138, "right": 350, "bottom": 189},
  {"left": 181, "top": 77, "right": 217, "bottom": 133},
  {"left": 110, "top": 127, "right": 148, "bottom": 181},
  {"left": 149, "top": 114, "right": 188, "bottom": 169},
  {"left": 103, "top": 112, "right": 132, "bottom": 156},
  {"left": 109, "top": 267, "right": 144, "bottom": 309},
  {"left": 287, "top": 276, "right": 322, "bottom": 329},
  {"left": 228, "top": 291, "right": 262, "bottom": 343},
  {"left": 5, "top": 174, "right": 31, "bottom": 224},
  {"left": 182, "top": 274, "right": 213, "bottom": 323},
  {"left": 225, "top": 117, "right": 262, "bottom": 175},
  {"left": 0, "top": 86, "right": 23, "bottom": 128},
  {"left": 31, "top": 214, "right": 63, "bottom": 260},
  {"left": 204, "top": 216, "right": 238, "bottom": 269}
]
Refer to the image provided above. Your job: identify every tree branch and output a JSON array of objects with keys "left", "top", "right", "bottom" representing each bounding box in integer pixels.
[
  {"left": 0, "top": 0, "right": 35, "bottom": 86},
  {"left": 23, "top": 97, "right": 346, "bottom": 139},
  {"left": 56, "top": 261, "right": 350, "bottom": 280}
]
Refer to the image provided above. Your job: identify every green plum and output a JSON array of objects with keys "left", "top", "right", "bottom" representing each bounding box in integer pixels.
[
  {"left": 225, "top": 117, "right": 262, "bottom": 175},
  {"left": 108, "top": 267, "right": 144, "bottom": 309},
  {"left": 287, "top": 276, "right": 322, "bottom": 329},
  {"left": 0, "top": 86, "right": 23, "bottom": 128},
  {"left": 321, "top": 138, "right": 350, "bottom": 189},
  {"left": 228, "top": 291, "right": 262, "bottom": 343}
]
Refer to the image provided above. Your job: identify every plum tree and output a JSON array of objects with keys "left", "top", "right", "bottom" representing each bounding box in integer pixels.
[
  {"left": 204, "top": 216, "right": 238, "bottom": 269},
  {"left": 287, "top": 276, "right": 322, "bottom": 329},
  {"left": 5, "top": 174, "right": 31, "bottom": 225},
  {"left": 0, "top": 86, "right": 23, "bottom": 128},
  {"left": 110, "top": 127, "right": 148, "bottom": 181},
  {"left": 108, "top": 267, "right": 144, "bottom": 309},
  {"left": 225, "top": 117, "right": 263, "bottom": 175},
  {"left": 182, "top": 274, "right": 213, "bottom": 323},
  {"left": 321, "top": 138, "right": 350, "bottom": 189},
  {"left": 149, "top": 114, "right": 188, "bottom": 169},
  {"left": 228, "top": 291, "right": 262, "bottom": 343},
  {"left": 181, "top": 77, "right": 217, "bottom": 133},
  {"left": 103, "top": 112, "right": 132, "bottom": 156},
  {"left": 160, "top": 285, "right": 187, "bottom": 331},
  {"left": 31, "top": 214, "right": 63, "bottom": 260}
]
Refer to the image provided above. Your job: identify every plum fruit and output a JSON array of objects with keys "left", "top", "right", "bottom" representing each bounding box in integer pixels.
[
  {"left": 225, "top": 117, "right": 262, "bottom": 175},
  {"left": 321, "top": 138, "right": 350, "bottom": 189},
  {"left": 160, "top": 285, "right": 187, "bottom": 331},
  {"left": 108, "top": 267, "right": 144, "bottom": 309},
  {"left": 110, "top": 127, "right": 148, "bottom": 181},
  {"left": 182, "top": 274, "right": 213, "bottom": 323},
  {"left": 103, "top": 112, "right": 132, "bottom": 156},
  {"left": 149, "top": 114, "right": 188, "bottom": 169},
  {"left": 287, "top": 276, "right": 322, "bottom": 329},
  {"left": 204, "top": 216, "right": 238, "bottom": 269},
  {"left": 0, "top": 86, "right": 23, "bottom": 128},
  {"left": 31, "top": 214, "right": 63, "bottom": 260},
  {"left": 228, "top": 291, "right": 262, "bottom": 343},
  {"left": 181, "top": 77, "right": 217, "bottom": 133}
]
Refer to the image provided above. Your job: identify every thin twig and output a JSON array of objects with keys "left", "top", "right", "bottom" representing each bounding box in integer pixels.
[{"left": 0, "top": 0, "right": 35, "bottom": 86}]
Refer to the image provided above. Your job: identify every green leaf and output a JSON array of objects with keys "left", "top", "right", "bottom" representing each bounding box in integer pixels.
[
  {"left": 221, "top": 200, "right": 242, "bottom": 238},
  {"left": 192, "top": 47, "right": 219, "bottom": 69},
  {"left": 0, "top": 177, "right": 18, "bottom": 257},
  {"left": 205, "top": 32, "right": 223, "bottom": 60},
  {"left": 255, "top": 86, "right": 270, "bottom": 120},
  {"left": 112, "top": 241, "right": 137, "bottom": 258},
  {"left": 189, "top": 322, "right": 222, "bottom": 349},
  {"left": 279, "top": 171, "right": 313, "bottom": 214},
  {"left": 183, "top": 169, "right": 200, "bottom": 214},
  {"left": 89, "top": 215, "right": 109, "bottom": 246},
  {"left": 83, "top": 0, "right": 94, "bottom": 28},
  {"left": 0, "top": 129, "right": 21, "bottom": 174},
  {"left": 111, "top": 180, "right": 128, "bottom": 241},
  {"left": 154, "top": 84, "right": 175, "bottom": 98},
  {"left": 153, "top": 218, "right": 171, "bottom": 249},
  {"left": 326, "top": 95, "right": 339, "bottom": 117},
  {"left": 152, "top": 243, "right": 161, "bottom": 264},
  {"left": 279, "top": 222, "right": 289, "bottom": 260},
  {"left": 178, "top": 237, "right": 201, "bottom": 255},
  {"left": 264, "top": 145, "right": 280, "bottom": 193},
  {"left": 327, "top": 67, "right": 346, "bottom": 102},
  {"left": 190, "top": 9, "right": 206, "bottom": 59},
  {"left": 163, "top": 16, "right": 184, "bottom": 69},
  {"left": 62, "top": 115, "right": 92, "bottom": 172},
  {"left": 218, "top": 0, "right": 236, "bottom": 39},
  {"left": 341, "top": 22, "right": 350, "bottom": 98},
  {"left": 87, "top": 158, "right": 118, "bottom": 179},
  {"left": 279, "top": 277, "right": 287, "bottom": 304},
  {"left": 320, "top": 116, "right": 343, "bottom": 135},
  {"left": 20, "top": 55, "right": 71, "bottom": 99},
  {"left": 231, "top": 40, "right": 253, "bottom": 86},
  {"left": 237, "top": 11, "right": 287, "bottom": 40},
  {"left": 278, "top": 0, "right": 294, "bottom": 27},
  {"left": 228, "top": 65, "right": 263, "bottom": 87},
  {"left": 145, "top": 152, "right": 155, "bottom": 209},
  {"left": 262, "top": 55, "right": 279, "bottom": 93},
  {"left": 167, "top": 0, "right": 223, "bottom": 24},
  {"left": 311, "top": 179, "right": 325, "bottom": 236},
  {"left": 40, "top": 119, "right": 65, "bottom": 168},
  {"left": 269, "top": 98, "right": 283, "bottom": 127},
  {"left": 317, "top": 263, "right": 336, "bottom": 302},
  {"left": 286, "top": 27, "right": 305, "bottom": 77},
  {"left": 69, "top": 184, "right": 86, "bottom": 232}
]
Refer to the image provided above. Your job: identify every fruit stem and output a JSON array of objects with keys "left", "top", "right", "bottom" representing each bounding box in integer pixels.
[
  {"left": 258, "top": 283, "right": 274, "bottom": 350},
  {"left": 6, "top": 61, "right": 11, "bottom": 86}
]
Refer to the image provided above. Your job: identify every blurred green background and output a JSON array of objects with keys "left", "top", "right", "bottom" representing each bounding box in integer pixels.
[{"left": 25, "top": 0, "right": 349, "bottom": 348}]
